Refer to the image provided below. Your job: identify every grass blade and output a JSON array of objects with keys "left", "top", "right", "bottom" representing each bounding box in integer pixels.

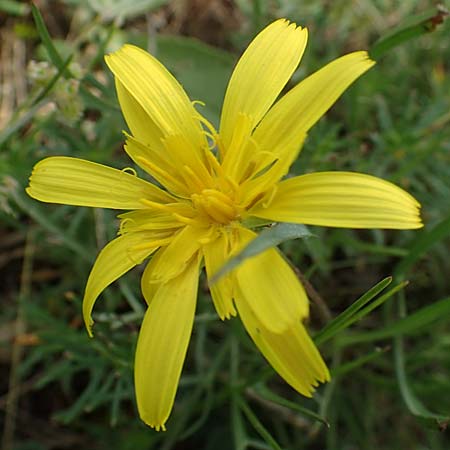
[
  {"left": 338, "top": 296, "right": 450, "bottom": 345},
  {"left": 238, "top": 398, "right": 282, "bottom": 450},
  {"left": 31, "top": 3, "right": 72, "bottom": 76},
  {"left": 393, "top": 292, "right": 449, "bottom": 427},
  {"left": 331, "top": 346, "right": 390, "bottom": 377},
  {"left": 314, "top": 277, "right": 392, "bottom": 345},
  {"left": 370, "top": 5, "right": 449, "bottom": 60},
  {"left": 252, "top": 383, "right": 329, "bottom": 427}
]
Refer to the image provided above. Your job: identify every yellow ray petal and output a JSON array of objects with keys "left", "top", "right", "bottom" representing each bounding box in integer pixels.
[
  {"left": 233, "top": 227, "right": 309, "bottom": 333},
  {"left": 118, "top": 209, "right": 183, "bottom": 234},
  {"left": 220, "top": 19, "right": 308, "bottom": 150},
  {"left": 135, "top": 256, "right": 200, "bottom": 431},
  {"left": 140, "top": 250, "right": 165, "bottom": 305},
  {"left": 105, "top": 45, "right": 207, "bottom": 159},
  {"left": 26, "top": 157, "right": 173, "bottom": 209},
  {"left": 235, "top": 289, "right": 329, "bottom": 396},
  {"left": 253, "top": 51, "right": 375, "bottom": 166},
  {"left": 124, "top": 135, "right": 189, "bottom": 196},
  {"left": 202, "top": 229, "right": 237, "bottom": 320},
  {"left": 116, "top": 79, "right": 164, "bottom": 151},
  {"left": 221, "top": 113, "right": 278, "bottom": 185},
  {"left": 238, "top": 134, "right": 307, "bottom": 209},
  {"left": 161, "top": 134, "right": 214, "bottom": 193},
  {"left": 82, "top": 232, "right": 160, "bottom": 337},
  {"left": 251, "top": 171, "right": 423, "bottom": 229},
  {"left": 145, "top": 225, "right": 206, "bottom": 284}
]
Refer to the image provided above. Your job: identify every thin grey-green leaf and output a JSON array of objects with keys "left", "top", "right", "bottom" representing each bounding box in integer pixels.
[{"left": 210, "top": 223, "right": 314, "bottom": 284}]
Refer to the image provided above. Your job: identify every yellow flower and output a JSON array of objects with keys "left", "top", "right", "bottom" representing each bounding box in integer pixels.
[{"left": 26, "top": 19, "right": 422, "bottom": 430}]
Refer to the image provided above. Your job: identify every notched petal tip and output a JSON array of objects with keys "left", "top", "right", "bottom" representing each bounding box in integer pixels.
[
  {"left": 138, "top": 406, "right": 168, "bottom": 430},
  {"left": 273, "top": 17, "right": 300, "bottom": 30},
  {"left": 24, "top": 185, "right": 34, "bottom": 199},
  {"left": 220, "top": 17, "right": 309, "bottom": 150},
  {"left": 140, "top": 416, "right": 167, "bottom": 432},
  {"left": 217, "top": 307, "right": 238, "bottom": 321},
  {"left": 83, "top": 314, "right": 94, "bottom": 338}
]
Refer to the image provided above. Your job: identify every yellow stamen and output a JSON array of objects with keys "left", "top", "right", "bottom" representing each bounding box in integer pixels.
[
  {"left": 202, "top": 189, "right": 235, "bottom": 208},
  {"left": 191, "top": 189, "right": 238, "bottom": 224},
  {"left": 136, "top": 156, "right": 187, "bottom": 193},
  {"left": 262, "top": 184, "right": 278, "bottom": 208},
  {"left": 171, "top": 213, "right": 199, "bottom": 226},
  {"left": 192, "top": 100, "right": 206, "bottom": 108},
  {"left": 140, "top": 199, "right": 173, "bottom": 211},
  {"left": 118, "top": 217, "right": 136, "bottom": 235},
  {"left": 121, "top": 167, "right": 138, "bottom": 177},
  {"left": 202, "top": 131, "right": 217, "bottom": 150},
  {"left": 207, "top": 196, "right": 237, "bottom": 220},
  {"left": 204, "top": 149, "right": 222, "bottom": 175},
  {"left": 181, "top": 165, "right": 208, "bottom": 193}
]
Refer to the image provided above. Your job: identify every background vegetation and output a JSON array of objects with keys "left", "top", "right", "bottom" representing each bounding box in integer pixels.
[{"left": 1, "top": 1, "right": 449, "bottom": 449}]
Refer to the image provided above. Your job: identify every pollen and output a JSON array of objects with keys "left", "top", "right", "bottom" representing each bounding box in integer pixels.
[{"left": 191, "top": 188, "right": 239, "bottom": 224}]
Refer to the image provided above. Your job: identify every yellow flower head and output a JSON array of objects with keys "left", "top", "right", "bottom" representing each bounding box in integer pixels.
[{"left": 26, "top": 19, "right": 422, "bottom": 431}]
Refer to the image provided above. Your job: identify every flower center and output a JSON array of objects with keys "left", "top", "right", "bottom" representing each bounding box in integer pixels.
[{"left": 191, "top": 189, "right": 239, "bottom": 225}]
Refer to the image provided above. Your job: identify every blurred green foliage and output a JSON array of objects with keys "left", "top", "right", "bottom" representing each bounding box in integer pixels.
[{"left": 1, "top": 1, "right": 449, "bottom": 449}]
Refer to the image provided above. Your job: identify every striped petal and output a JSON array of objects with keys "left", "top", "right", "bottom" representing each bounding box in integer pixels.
[
  {"left": 251, "top": 172, "right": 423, "bottom": 229},
  {"left": 203, "top": 229, "right": 236, "bottom": 320},
  {"left": 118, "top": 209, "right": 183, "bottom": 234},
  {"left": 105, "top": 45, "right": 207, "bottom": 159},
  {"left": 135, "top": 256, "right": 200, "bottom": 431},
  {"left": 140, "top": 250, "right": 164, "bottom": 306},
  {"left": 26, "top": 157, "right": 173, "bottom": 209},
  {"left": 253, "top": 51, "right": 375, "bottom": 167},
  {"left": 124, "top": 135, "right": 189, "bottom": 196},
  {"left": 83, "top": 232, "right": 161, "bottom": 337},
  {"left": 116, "top": 79, "right": 164, "bottom": 151},
  {"left": 235, "top": 290, "right": 329, "bottom": 396},
  {"left": 144, "top": 225, "right": 205, "bottom": 284},
  {"left": 234, "top": 227, "right": 309, "bottom": 333},
  {"left": 220, "top": 19, "right": 308, "bottom": 150}
]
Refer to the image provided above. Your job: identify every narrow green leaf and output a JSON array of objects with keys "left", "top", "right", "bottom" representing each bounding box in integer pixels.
[
  {"left": 85, "top": 371, "right": 117, "bottom": 411},
  {"left": 394, "top": 333, "right": 449, "bottom": 424},
  {"left": 32, "top": 54, "right": 74, "bottom": 106},
  {"left": 179, "top": 339, "right": 230, "bottom": 440},
  {"left": 370, "top": 5, "right": 449, "bottom": 59},
  {"left": 231, "top": 397, "right": 247, "bottom": 450},
  {"left": 55, "top": 367, "right": 104, "bottom": 423},
  {"left": 344, "top": 281, "right": 408, "bottom": 329},
  {"left": 314, "top": 277, "right": 392, "bottom": 345},
  {"left": 211, "top": 223, "right": 314, "bottom": 284},
  {"left": 331, "top": 346, "right": 390, "bottom": 377},
  {"left": 238, "top": 398, "right": 282, "bottom": 450},
  {"left": 35, "top": 359, "right": 74, "bottom": 389},
  {"left": 393, "top": 292, "right": 449, "bottom": 426},
  {"left": 110, "top": 375, "right": 127, "bottom": 426},
  {"left": 252, "top": 383, "right": 329, "bottom": 427},
  {"left": 31, "top": 3, "right": 68, "bottom": 74},
  {"left": 338, "top": 297, "right": 450, "bottom": 345}
]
